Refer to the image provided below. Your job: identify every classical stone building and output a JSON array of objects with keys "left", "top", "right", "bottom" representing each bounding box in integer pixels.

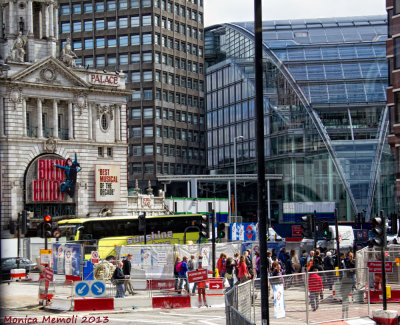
[{"left": 0, "top": 0, "right": 131, "bottom": 238}]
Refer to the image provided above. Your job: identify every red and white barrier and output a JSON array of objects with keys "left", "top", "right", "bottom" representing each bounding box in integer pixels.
[
  {"left": 372, "top": 309, "right": 398, "bottom": 325},
  {"left": 10, "top": 268, "right": 26, "bottom": 280}
]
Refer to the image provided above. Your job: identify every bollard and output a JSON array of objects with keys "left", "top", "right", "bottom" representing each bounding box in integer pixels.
[
  {"left": 335, "top": 266, "right": 339, "bottom": 276},
  {"left": 386, "top": 286, "right": 391, "bottom": 299},
  {"left": 372, "top": 310, "right": 398, "bottom": 325}
]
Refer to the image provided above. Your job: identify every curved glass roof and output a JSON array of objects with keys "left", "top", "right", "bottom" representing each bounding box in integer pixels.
[{"left": 232, "top": 16, "right": 387, "bottom": 105}]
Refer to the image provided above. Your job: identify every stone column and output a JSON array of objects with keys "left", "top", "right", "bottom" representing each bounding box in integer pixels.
[
  {"left": 37, "top": 98, "right": 43, "bottom": 138},
  {"left": 27, "top": 0, "right": 33, "bottom": 35},
  {"left": 22, "top": 98, "right": 27, "bottom": 136},
  {"left": 53, "top": 99, "right": 58, "bottom": 138},
  {"left": 0, "top": 97, "right": 4, "bottom": 136},
  {"left": 42, "top": 3, "right": 48, "bottom": 39},
  {"left": 9, "top": 0, "right": 15, "bottom": 35},
  {"left": 53, "top": 5, "right": 58, "bottom": 39},
  {"left": 48, "top": 2, "right": 54, "bottom": 38},
  {"left": 88, "top": 103, "right": 92, "bottom": 140},
  {"left": 68, "top": 101, "right": 73, "bottom": 139},
  {"left": 115, "top": 105, "right": 121, "bottom": 141},
  {"left": 92, "top": 104, "right": 97, "bottom": 140}
]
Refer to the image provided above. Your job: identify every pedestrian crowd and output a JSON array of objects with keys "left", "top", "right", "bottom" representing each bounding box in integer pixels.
[{"left": 112, "top": 246, "right": 357, "bottom": 315}]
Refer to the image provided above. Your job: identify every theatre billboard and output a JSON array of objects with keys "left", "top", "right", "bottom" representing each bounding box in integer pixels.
[{"left": 95, "top": 165, "right": 121, "bottom": 202}]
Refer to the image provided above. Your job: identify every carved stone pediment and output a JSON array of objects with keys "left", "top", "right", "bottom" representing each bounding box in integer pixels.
[{"left": 10, "top": 56, "right": 90, "bottom": 89}]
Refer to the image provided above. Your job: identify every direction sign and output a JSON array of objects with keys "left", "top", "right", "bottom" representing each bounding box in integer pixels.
[
  {"left": 208, "top": 278, "right": 224, "bottom": 290},
  {"left": 91, "top": 281, "right": 106, "bottom": 297},
  {"left": 43, "top": 268, "right": 54, "bottom": 282},
  {"left": 367, "top": 261, "right": 393, "bottom": 273},
  {"left": 74, "top": 281, "right": 90, "bottom": 297},
  {"left": 187, "top": 269, "right": 208, "bottom": 283},
  {"left": 40, "top": 249, "right": 52, "bottom": 266}
]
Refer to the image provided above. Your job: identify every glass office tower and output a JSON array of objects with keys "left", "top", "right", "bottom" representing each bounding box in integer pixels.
[
  {"left": 59, "top": 0, "right": 206, "bottom": 194},
  {"left": 205, "top": 16, "right": 395, "bottom": 223}
]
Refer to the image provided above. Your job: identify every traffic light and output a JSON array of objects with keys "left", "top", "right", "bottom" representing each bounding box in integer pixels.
[
  {"left": 43, "top": 215, "right": 52, "bottom": 238},
  {"left": 138, "top": 212, "right": 146, "bottom": 232},
  {"left": 301, "top": 215, "right": 312, "bottom": 238},
  {"left": 21, "top": 210, "right": 28, "bottom": 235},
  {"left": 199, "top": 215, "right": 209, "bottom": 240},
  {"left": 217, "top": 222, "right": 225, "bottom": 239},
  {"left": 371, "top": 215, "right": 385, "bottom": 247},
  {"left": 320, "top": 221, "right": 330, "bottom": 239}
]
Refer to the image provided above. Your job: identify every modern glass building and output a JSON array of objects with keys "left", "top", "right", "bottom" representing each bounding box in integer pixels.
[{"left": 205, "top": 16, "right": 395, "bottom": 223}]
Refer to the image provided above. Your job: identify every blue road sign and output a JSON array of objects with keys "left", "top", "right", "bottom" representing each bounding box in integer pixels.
[
  {"left": 75, "top": 281, "right": 90, "bottom": 297},
  {"left": 91, "top": 281, "right": 106, "bottom": 297}
]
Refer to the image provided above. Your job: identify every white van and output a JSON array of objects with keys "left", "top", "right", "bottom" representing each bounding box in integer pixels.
[
  {"left": 267, "top": 227, "right": 283, "bottom": 241},
  {"left": 300, "top": 225, "right": 354, "bottom": 252}
]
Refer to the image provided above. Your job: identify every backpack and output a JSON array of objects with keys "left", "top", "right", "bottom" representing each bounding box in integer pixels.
[{"left": 175, "top": 261, "right": 183, "bottom": 273}]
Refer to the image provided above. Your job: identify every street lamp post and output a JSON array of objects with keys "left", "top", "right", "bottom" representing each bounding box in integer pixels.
[{"left": 234, "top": 135, "right": 243, "bottom": 217}]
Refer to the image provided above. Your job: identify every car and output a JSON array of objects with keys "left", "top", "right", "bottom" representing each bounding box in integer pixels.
[{"left": 1, "top": 257, "right": 37, "bottom": 281}]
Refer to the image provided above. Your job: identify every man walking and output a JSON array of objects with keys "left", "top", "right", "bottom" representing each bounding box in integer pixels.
[
  {"left": 178, "top": 256, "right": 190, "bottom": 294},
  {"left": 123, "top": 254, "right": 134, "bottom": 295}
]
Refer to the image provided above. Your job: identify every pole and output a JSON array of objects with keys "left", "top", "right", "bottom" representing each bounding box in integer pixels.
[
  {"left": 335, "top": 208, "right": 341, "bottom": 268},
  {"left": 380, "top": 210, "right": 387, "bottom": 310},
  {"left": 212, "top": 209, "right": 216, "bottom": 277},
  {"left": 17, "top": 213, "right": 21, "bottom": 269},
  {"left": 144, "top": 212, "right": 147, "bottom": 245},
  {"left": 313, "top": 210, "right": 317, "bottom": 250},
  {"left": 44, "top": 221, "right": 48, "bottom": 250},
  {"left": 254, "top": 0, "right": 269, "bottom": 323},
  {"left": 234, "top": 136, "right": 242, "bottom": 217},
  {"left": 234, "top": 137, "right": 237, "bottom": 217}
]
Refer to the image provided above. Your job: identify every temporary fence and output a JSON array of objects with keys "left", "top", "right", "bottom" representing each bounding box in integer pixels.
[
  {"left": 356, "top": 244, "right": 400, "bottom": 289},
  {"left": 248, "top": 267, "right": 370, "bottom": 325},
  {"left": 225, "top": 279, "right": 256, "bottom": 325}
]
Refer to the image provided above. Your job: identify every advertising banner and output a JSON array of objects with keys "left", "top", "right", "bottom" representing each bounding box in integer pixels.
[
  {"left": 273, "top": 283, "right": 286, "bottom": 319},
  {"left": 52, "top": 243, "right": 82, "bottom": 276},
  {"left": 95, "top": 164, "right": 120, "bottom": 202}
]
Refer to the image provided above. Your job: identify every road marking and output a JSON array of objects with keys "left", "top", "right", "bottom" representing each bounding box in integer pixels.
[
  {"left": 108, "top": 318, "right": 182, "bottom": 324},
  {"left": 198, "top": 320, "right": 220, "bottom": 325},
  {"left": 160, "top": 312, "right": 224, "bottom": 319}
]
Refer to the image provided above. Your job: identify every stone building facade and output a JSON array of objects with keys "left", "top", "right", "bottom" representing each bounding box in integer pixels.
[{"left": 0, "top": 0, "right": 130, "bottom": 238}]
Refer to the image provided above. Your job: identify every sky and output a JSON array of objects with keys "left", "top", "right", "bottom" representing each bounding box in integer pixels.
[{"left": 204, "top": 0, "right": 386, "bottom": 27}]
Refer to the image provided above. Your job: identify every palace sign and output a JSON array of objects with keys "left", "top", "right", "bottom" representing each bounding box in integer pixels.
[{"left": 88, "top": 73, "right": 120, "bottom": 87}]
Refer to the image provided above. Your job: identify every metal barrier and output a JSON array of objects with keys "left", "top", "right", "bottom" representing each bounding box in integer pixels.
[
  {"left": 356, "top": 245, "right": 400, "bottom": 290},
  {"left": 249, "top": 267, "right": 370, "bottom": 325},
  {"left": 225, "top": 279, "right": 256, "bottom": 325}
]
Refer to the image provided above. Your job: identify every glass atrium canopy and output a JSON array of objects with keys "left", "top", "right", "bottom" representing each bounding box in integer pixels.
[{"left": 205, "top": 16, "right": 394, "bottom": 222}]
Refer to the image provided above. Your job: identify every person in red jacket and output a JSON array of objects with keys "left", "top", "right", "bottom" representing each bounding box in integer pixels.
[{"left": 308, "top": 267, "right": 323, "bottom": 311}]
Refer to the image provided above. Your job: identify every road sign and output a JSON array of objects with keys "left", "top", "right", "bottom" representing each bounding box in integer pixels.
[
  {"left": 43, "top": 267, "right": 54, "bottom": 282},
  {"left": 208, "top": 278, "right": 224, "bottom": 290},
  {"left": 291, "top": 225, "right": 303, "bottom": 237},
  {"left": 91, "top": 251, "right": 99, "bottom": 264},
  {"left": 91, "top": 281, "right": 106, "bottom": 297},
  {"left": 367, "top": 261, "right": 393, "bottom": 273},
  {"left": 40, "top": 249, "right": 52, "bottom": 266},
  {"left": 74, "top": 281, "right": 90, "bottom": 297},
  {"left": 187, "top": 269, "right": 208, "bottom": 283}
]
